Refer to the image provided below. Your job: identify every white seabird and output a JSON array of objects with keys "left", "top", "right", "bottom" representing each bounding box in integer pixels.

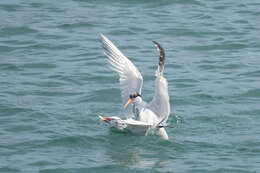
[{"left": 99, "top": 34, "right": 170, "bottom": 140}]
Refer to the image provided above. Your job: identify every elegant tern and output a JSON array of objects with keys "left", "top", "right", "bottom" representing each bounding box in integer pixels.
[{"left": 99, "top": 34, "right": 170, "bottom": 140}]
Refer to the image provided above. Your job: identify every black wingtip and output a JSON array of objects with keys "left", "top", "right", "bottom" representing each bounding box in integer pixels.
[
  {"left": 152, "top": 41, "right": 165, "bottom": 56},
  {"left": 152, "top": 40, "right": 157, "bottom": 44},
  {"left": 152, "top": 41, "right": 165, "bottom": 74}
]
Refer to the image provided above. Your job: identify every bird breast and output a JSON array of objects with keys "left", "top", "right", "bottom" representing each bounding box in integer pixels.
[{"left": 138, "top": 108, "right": 159, "bottom": 125}]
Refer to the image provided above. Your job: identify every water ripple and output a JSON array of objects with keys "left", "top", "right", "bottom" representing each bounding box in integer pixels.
[{"left": 1, "top": 0, "right": 260, "bottom": 172}]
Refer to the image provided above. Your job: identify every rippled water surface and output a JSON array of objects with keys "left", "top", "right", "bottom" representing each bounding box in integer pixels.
[{"left": 1, "top": 0, "right": 260, "bottom": 172}]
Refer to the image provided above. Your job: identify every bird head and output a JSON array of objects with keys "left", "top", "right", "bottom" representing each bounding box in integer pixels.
[{"left": 124, "top": 92, "right": 142, "bottom": 108}]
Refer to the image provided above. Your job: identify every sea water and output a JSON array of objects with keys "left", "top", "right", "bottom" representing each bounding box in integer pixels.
[{"left": 1, "top": 0, "right": 260, "bottom": 172}]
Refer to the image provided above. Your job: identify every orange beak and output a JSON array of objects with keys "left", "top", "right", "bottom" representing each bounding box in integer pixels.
[
  {"left": 100, "top": 116, "right": 111, "bottom": 122},
  {"left": 124, "top": 98, "right": 134, "bottom": 108}
]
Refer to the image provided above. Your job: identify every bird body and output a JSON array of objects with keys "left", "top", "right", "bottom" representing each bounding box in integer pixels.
[
  {"left": 99, "top": 115, "right": 168, "bottom": 139},
  {"left": 99, "top": 34, "right": 170, "bottom": 140}
]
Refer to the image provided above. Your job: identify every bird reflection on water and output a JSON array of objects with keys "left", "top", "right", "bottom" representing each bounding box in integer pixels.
[{"left": 103, "top": 131, "right": 173, "bottom": 169}]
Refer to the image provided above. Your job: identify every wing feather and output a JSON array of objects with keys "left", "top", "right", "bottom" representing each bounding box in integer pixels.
[
  {"left": 100, "top": 34, "right": 143, "bottom": 118},
  {"left": 148, "top": 41, "right": 170, "bottom": 124}
]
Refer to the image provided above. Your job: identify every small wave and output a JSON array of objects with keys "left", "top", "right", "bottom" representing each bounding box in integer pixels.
[
  {"left": 0, "top": 26, "right": 38, "bottom": 37},
  {"left": 42, "top": 135, "right": 106, "bottom": 149},
  {"left": 0, "top": 167, "right": 20, "bottom": 173},
  {"left": 185, "top": 43, "right": 246, "bottom": 51},
  {"left": 238, "top": 70, "right": 260, "bottom": 77},
  {"left": 87, "top": 88, "right": 121, "bottom": 103},
  {"left": 0, "top": 4, "right": 21, "bottom": 11},
  {"left": 20, "top": 63, "right": 57, "bottom": 69},
  {"left": 240, "top": 88, "right": 260, "bottom": 98},
  {"left": 57, "top": 22, "right": 97, "bottom": 30},
  {"left": 0, "top": 63, "right": 22, "bottom": 71},
  {"left": 0, "top": 45, "right": 16, "bottom": 52}
]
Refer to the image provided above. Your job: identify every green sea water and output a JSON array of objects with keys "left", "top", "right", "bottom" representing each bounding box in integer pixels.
[{"left": 1, "top": 0, "right": 260, "bottom": 172}]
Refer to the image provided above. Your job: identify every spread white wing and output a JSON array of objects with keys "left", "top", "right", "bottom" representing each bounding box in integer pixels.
[
  {"left": 100, "top": 34, "right": 143, "bottom": 118},
  {"left": 148, "top": 41, "right": 170, "bottom": 124}
]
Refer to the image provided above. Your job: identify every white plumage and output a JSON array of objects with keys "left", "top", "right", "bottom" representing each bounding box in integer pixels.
[{"left": 100, "top": 34, "right": 170, "bottom": 140}]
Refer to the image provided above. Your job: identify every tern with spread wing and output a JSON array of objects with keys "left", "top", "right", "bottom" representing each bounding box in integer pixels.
[{"left": 99, "top": 34, "right": 170, "bottom": 140}]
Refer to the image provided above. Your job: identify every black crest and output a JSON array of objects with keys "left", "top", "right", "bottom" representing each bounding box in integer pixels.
[{"left": 129, "top": 92, "right": 141, "bottom": 99}]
